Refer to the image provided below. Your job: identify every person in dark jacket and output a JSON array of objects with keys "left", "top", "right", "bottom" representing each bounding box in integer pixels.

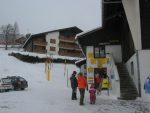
[{"left": 70, "top": 71, "right": 78, "bottom": 100}]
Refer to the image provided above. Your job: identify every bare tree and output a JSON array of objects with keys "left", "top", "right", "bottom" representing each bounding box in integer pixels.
[
  {"left": 2, "top": 24, "right": 13, "bottom": 50},
  {"left": 13, "top": 22, "right": 20, "bottom": 45}
]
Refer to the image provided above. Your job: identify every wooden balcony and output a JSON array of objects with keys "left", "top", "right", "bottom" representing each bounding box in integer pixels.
[
  {"left": 58, "top": 51, "right": 83, "bottom": 58},
  {"left": 59, "top": 36, "right": 75, "bottom": 43},
  {"left": 33, "top": 45, "right": 46, "bottom": 53},
  {"left": 33, "top": 48, "right": 47, "bottom": 54},
  {"left": 33, "top": 41, "right": 47, "bottom": 47},
  {"left": 59, "top": 43, "right": 80, "bottom": 51}
]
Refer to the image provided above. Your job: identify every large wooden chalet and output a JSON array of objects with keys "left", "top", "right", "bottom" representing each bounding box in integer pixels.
[{"left": 23, "top": 26, "right": 83, "bottom": 58}]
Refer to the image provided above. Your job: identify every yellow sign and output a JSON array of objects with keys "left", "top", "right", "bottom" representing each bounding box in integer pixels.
[
  {"left": 90, "top": 58, "right": 96, "bottom": 64},
  {"left": 97, "top": 58, "right": 109, "bottom": 65},
  {"left": 88, "top": 68, "right": 94, "bottom": 72},
  {"left": 88, "top": 53, "right": 94, "bottom": 58},
  {"left": 97, "top": 63, "right": 102, "bottom": 68},
  {"left": 87, "top": 77, "right": 94, "bottom": 83}
]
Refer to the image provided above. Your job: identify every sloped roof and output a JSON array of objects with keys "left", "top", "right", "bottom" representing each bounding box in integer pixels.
[
  {"left": 75, "top": 58, "right": 86, "bottom": 67},
  {"left": 76, "top": 16, "right": 122, "bottom": 55},
  {"left": 23, "top": 26, "right": 82, "bottom": 48}
]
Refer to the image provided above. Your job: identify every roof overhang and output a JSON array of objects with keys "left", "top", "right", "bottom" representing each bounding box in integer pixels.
[
  {"left": 76, "top": 16, "right": 122, "bottom": 56},
  {"left": 75, "top": 58, "right": 86, "bottom": 68}
]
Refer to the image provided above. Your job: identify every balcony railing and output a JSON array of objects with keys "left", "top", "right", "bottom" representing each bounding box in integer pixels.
[
  {"left": 59, "top": 36, "right": 75, "bottom": 43},
  {"left": 33, "top": 41, "right": 47, "bottom": 46},
  {"left": 59, "top": 43, "right": 80, "bottom": 50},
  {"left": 58, "top": 51, "right": 83, "bottom": 57},
  {"left": 33, "top": 49, "right": 47, "bottom": 53}
]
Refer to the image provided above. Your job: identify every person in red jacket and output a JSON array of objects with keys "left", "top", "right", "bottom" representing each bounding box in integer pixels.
[{"left": 77, "top": 72, "right": 88, "bottom": 105}]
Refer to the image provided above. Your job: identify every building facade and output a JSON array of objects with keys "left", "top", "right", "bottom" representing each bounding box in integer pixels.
[
  {"left": 23, "top": 26, "right": 83, "bottom": 58},
  {"left": 76, "top": 0, "right": 150, "bottom": 105}
]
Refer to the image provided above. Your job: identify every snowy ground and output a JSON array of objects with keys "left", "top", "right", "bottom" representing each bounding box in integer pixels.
[{"left": 0, "top": 49, "right": 149, "bottom": 113}]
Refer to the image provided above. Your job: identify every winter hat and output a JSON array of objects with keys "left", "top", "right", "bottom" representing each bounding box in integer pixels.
[
  {"left": 73, "top": 71, "right": 77, "bottom": 74},
  {"left": 90, "top": 83, "right": 95, "bottom": 88}
]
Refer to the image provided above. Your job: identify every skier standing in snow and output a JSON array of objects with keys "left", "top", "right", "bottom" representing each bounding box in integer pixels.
[
  {"left": 77, "top": 72, "right": 88, "bottom": 105},
  {"left": 70, "top": 71, "right": 78, "bottom": 100}
]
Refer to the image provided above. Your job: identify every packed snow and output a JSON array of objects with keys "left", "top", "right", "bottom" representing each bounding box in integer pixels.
[
  {"left": 11, "top": 50, "right": 83, "bottom": 60},
  {"left": 0, "top": 49, "right": 149, "bottom": 113}
]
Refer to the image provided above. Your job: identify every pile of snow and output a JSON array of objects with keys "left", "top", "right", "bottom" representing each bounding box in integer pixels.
[{"left": 11, "top": 50, "right": 83, "bottom": 61}]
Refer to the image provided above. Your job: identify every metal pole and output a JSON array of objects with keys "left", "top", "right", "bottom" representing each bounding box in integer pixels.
[
  {"left": 67, "top": 68, "right": 68, "bottom": 87},
  {"left": 136, "top": 50, "right": 141, "bottom": 97}
]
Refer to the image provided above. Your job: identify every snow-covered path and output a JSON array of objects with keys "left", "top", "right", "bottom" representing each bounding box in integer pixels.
[{"left": 0, "top": 49, "right": 149, "bottom": 113}]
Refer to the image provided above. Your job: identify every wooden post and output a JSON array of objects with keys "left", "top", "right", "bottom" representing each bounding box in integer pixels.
[
  {"left": 107, "top": 76, "right": 109, "bottom": 96},
  {"left": 47, "top": 65, "right": 50, "bottom": 81},
  {"left": 64, "top": 59, "right": 66, "bottom": 76}
]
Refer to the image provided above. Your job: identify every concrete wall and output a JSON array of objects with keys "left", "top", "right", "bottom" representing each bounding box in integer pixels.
[
  {"left": 106, "top": 45, "right": 122, "bottom": 63},
  {"left": 122, "top": 0, "right": 141, "bottom": 50},
  {"left": 126, "top": 50, "right": 150, "bottom": 106},
  {"left": 126, "top": 53, "right": 139, "bottom": 92},
  {"left": 138, "top": 50, "right": 150, "bottom": 102},
  {"left": 107, "top": 54, "right": 120, "bottom": 97},
  {"left": 46, "top": 32, "right": 59, "bottom": 55},
  {"left": 80, "top": 64, "right": 87, "bottom": 76}
]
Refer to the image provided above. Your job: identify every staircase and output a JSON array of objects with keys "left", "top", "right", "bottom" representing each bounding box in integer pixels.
[{"left": 116, "top": 63, "right": 138, "bottom": 100}]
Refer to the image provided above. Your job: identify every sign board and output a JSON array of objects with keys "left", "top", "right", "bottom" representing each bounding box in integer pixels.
[
  {"left": 87, "top": 77, "right": 94, "bottom": 84},
  {"left": 90, "top": 58, "right": 97, "bottom": 64},
  {"left": 88, "top": 53, "right": 94, "bottom": 58},
  {"left": 97, "top": 58, "right": 109, "bottom": 67},
  {"left": 88, "top": 68, "right": 94, "bottom": 72}
]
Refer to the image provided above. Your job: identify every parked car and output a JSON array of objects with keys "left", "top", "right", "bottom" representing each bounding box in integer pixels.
[
  {"left": 0, "top": 78, "right": 14, "bottom": 92},
  {"left": 7, "top": 76, "right": 28, "bottom": 90}
]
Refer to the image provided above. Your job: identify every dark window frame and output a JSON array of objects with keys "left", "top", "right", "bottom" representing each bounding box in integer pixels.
[
  {"left": 50, "top": 39, "right": 56, "bottom": 44},
  {"left": 50, "top": 46, "right": 56, "bottom": 51},
  {"left": 94, "top": 45, "right": 106, "bottom": 58},
  {"left": 131, "top": 61, "right": 134, "bottom": 75}
]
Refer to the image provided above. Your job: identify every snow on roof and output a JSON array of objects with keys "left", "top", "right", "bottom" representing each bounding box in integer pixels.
[
  {"left": 75, "top": 58, "right": 86, "bottom": 67},
  {"left": 75, "top": 26, "right": 102, "bottom": 40},
  {"left": 75, "top": 58, "right": 86, "bottom": 64},
  {"left": 11, "top": 51, "right": 83, "bottom": 61}
]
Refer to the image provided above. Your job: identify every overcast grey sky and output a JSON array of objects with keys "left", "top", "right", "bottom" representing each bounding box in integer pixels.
[{"left": 0, "top": 0, "right": 101, "bottom": 35}]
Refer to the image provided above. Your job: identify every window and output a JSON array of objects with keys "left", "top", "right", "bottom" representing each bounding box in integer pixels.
[
  {"left": 50, "top": 39, "right": 56, "bottom": 44},
  {"left": 94, "top": 46, "right": 105, "bottom": 58},
  {"left": 50, "top": 46, "right": 56, "bottom": 51},
  {"left": 131, "top": 62, "right": 134, "bottom": 75}
]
